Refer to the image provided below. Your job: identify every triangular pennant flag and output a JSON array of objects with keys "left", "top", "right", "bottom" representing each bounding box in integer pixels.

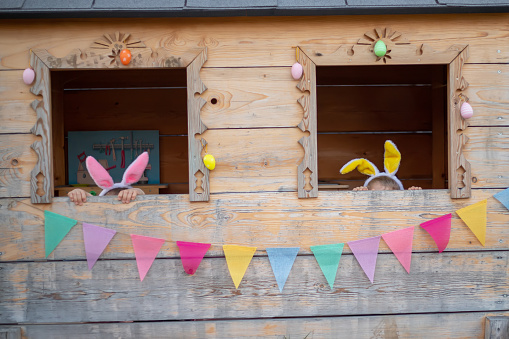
[
  {"left": 420, "top": 213, "right": 452, "bottom": 253},
  {"left": 176, "top": 241, "right": 211, "bottom": 275},
  {"left": 131, "top": 234, "right": 165, "bottom": 281},
  {"left": 456, "top": 200, "right": 487, "bottom": 246},
  {"left": 223, "top": 245, "right": 257, "bottom": 289},
  {"left": 494, "top": 188, "right": 509, "bottom": 211},
  {"left": 44, "top": 210, "right": 78, "bottom": 257},
  {"left": 266, "top": 247, "right": 300, "bottom": 292},
  {"left": 382, "top": 226, "right": 414, "bottom": 273},
  {"left": 83, "top": 223, "right": 116, "bottom": 270},
  {"left": 310, "top": 243, "right": 344, "bottom": 289},
  {"left": 348, "top": 236, "right": 381, "bottom": 284}
]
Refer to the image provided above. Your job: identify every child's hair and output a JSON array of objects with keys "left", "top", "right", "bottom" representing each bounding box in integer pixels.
[
  {"left": 104, "top": 188, "right": 125, "bottom": 196},
  {"left": 366, "top": 175, "right": 400, "bottom": 190}
]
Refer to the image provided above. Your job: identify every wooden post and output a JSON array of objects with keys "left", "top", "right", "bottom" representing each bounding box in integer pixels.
[
  {"left": 447, "top": 46, "right": 471, "bottom": 198},
  {"left": 485, "top": 316, "right": 509, "bottom": 339},
  {"left": 296, "top": 48, "right": 318, "bottom": 198},
  {"left": 0, "top": 328, "right": 21, "bottom": 339},
  {"left": 187, "top": 48, "right": 209, "bottom": 201},
  {"left": 30, "top": 51, "right": 53, "bottom": 203}
]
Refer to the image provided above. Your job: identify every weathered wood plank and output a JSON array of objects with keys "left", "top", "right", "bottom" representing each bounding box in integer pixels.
[
  {"left": 1, "top": 251, "right": 508, "bottom": 323},
  {"left": 0, "top": 14, "right": 508, "bottom": 69},
  {"left": 3, "top": 312, "right": 507, "bottom": 338},
  {"left": 0, "top": 134, "right": 37, "bottom": 198},
  {"left": 0, "top": 71, "right": 36, "bottom": 134},
  {"left": 1, "top": 189, "right": 507, "bottom": 261},
  {"left": 0, "top": 328, "right": 20, "bottom": 339},
  {"left": 464, "top": 64, "right": 509, "bottom": 127}
]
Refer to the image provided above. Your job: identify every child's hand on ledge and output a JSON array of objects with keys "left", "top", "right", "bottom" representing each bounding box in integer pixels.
[
  {"left": 68, "top": 188, "right": 92, "bottom": 206},
  {"left": 118, "top": 188, "right": 145, "bottom": 204},
  {"left": 408, "top": 186, "right": 422, "bottom": 190},
  {"left": 353, "top": 186, "right": 369, "bottom": 191}
]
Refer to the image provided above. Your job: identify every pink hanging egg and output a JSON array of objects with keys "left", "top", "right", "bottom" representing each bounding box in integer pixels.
[
  {"left": 23, "top": 68, "right": 35, "bottom": 85},
  {"left": 291, "top": 62, "right": 303, "bottom": 80},
  {"left": 460, "top": 102, "right": 473, "bottom": 119}
]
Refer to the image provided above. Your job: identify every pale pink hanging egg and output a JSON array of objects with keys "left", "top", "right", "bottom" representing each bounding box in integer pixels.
[
  {"left": 291, "top": 62, "right": 303, "bottom": 80},
  {"left": 23, "top": 68, "right": 35, "bottom": 85},
  {"left": 460, "top": 102, "right": 473, "bottom": 119}
]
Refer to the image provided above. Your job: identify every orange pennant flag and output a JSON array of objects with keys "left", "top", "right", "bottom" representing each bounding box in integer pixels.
[{"left": 456, "top": 199, "right": 487, "bottom": 246}]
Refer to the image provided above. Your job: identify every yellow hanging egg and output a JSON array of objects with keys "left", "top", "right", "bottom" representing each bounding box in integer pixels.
[
  {"left": 203, "top": 154, "right": 216, "bottom": 170},
  {"left": 374, "top": 40, "right": 387, "bottom": 57}
]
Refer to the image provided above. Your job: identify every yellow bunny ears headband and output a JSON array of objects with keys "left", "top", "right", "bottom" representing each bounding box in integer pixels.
[{"left": 340, "top": 140, "right": 404, "bottom": 190}]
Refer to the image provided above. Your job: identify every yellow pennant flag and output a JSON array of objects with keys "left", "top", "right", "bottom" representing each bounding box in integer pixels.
[
  {"left": 223, "top": 245, "right": 257, "bottom": 289},
  {"left": 456, "top": 199, "right": 487, "bottom": 246}
]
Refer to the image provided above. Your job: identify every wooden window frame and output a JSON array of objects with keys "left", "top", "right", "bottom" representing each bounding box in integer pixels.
[
  {"left": 28, "top": 32, "right": 210, "bottom": 203},
  {"left": 296, "top": 28, "right": 471, "bottom": 199}
]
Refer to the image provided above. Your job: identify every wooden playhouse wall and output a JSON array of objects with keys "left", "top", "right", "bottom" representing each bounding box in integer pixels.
[{"left": 1, "top": 14, "right": 509, "bottom": 337}]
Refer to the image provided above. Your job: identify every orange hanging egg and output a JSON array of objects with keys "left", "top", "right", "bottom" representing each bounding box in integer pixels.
[{"left": 120, "top": 49, "right": 131, "bottom": 65}]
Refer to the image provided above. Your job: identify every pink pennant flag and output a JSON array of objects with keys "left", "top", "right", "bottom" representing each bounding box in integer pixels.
[
  {"left": 83, "top": 223, "right": 116, "bottom": 270},
  {"left": 420, "top": 213, "right": 452, "bottom": 253},
  {"left": 348, "top": 236, "right": 381, "bottom": 283},
  {"left": 176, "top": 241, "right": 211, "bottom": 275},
  {"left": 131, "top": 234, "right": 166, "bottom": 281},
  {"left": 382, "top": 226, "right": 414, "bottom": 273}
]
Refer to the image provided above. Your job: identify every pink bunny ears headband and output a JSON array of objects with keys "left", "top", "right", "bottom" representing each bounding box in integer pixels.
[{"left": 86, "top": 152, "right": 149, "bottom": 196}]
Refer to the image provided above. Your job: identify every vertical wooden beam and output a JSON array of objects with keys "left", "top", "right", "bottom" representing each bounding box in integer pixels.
[
  {"left": 187, "top": 48, "right": 209, "bottom": 202},
  {"left": 485, "top": 316, "right": 509, "bottom": 339},
  {"left": 0, "top": 328, "right": 21, "bottom": 339},
  {"left": 30, "top": 52, "right": 53, "bottom": 203},
  {"left": 447, "top": 46, "right": 471, "bottom": 198},
  {"left": 432, "top": 66, "right": 446, "bottom": 188},
  {"left": 296, "top": 48, "right": 318, "bottom": 198}
]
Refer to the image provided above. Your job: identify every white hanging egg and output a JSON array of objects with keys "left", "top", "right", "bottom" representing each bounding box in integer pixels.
[
  {"left": 291, "top": 62, "right": 303, "bottom": 80},
  {"left": 460, "top": 102, "right": 473, "bottom": 119},
  {"left": 23, "top": 68, "right": 35, "bottom": 85}
]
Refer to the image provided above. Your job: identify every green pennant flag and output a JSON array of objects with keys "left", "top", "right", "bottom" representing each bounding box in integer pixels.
[
  {"left": 45, "top": 210, "right": 78, "bottom": 257},
  {"left": 310, "top": 243, "right": 344, "bottom": 289}
]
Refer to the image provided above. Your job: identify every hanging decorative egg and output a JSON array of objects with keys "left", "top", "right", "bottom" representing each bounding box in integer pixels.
[
  {"left": 203, "top": 154, "right": 216, "bottom": 170},
  {"left": 291, "top": 62, "right": 303, "bottom": 80},
  {"left": 460, "top": 102, "right": 474, "bottom": 119},
  {"left": 120, "top": 49, "right": 132, "bottom": 65},
  {"left": 374, "top": 40, "right": 387, "bottom": 57},
  {"left": 23, "top": 68, "right": 35, "bottom": 85}
]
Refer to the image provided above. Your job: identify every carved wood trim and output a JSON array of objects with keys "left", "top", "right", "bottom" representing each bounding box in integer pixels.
[
  {"left": 448, "top": 46, "right": 471, "bottom": 198},
  {"left": 187, "top": 48, "right": 210, "bottom": 202},
  {"left": 29, "top": 53, "right": 53, "bottom": 203},
  {"left": 29, "top": 33, "right": 208, "bottom": 203},
  {"left": 297, "top": 27, "right": 471, "bottom": 199},
  {"left": 296, "top": 48, "right": 318, "bottom": 198}
]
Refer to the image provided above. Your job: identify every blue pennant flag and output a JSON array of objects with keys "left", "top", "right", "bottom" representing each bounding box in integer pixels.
[
  {"left": 266, "top": 247, "right": 300, "bottom": 292},
  {"left": 494, "top": 188, "right": 509, "bottom": 211}
]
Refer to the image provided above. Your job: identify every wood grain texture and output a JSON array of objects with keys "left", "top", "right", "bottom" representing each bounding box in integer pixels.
[
  {"left": 0, "top": 328, "right": 21, "bottom": 339},
  {"left": 1, "top": 189, "right": 507, "bottom": 261},
  {"left": 187, "top": 48, "right": 209, "bottom": 201},
  {"left": 464, "top": 64, "right": 509, "bottom": 127},
  {"left": 448, "top": 47, "right": 471, "bottom": 198},
  {"left": 0, "top": 14, "right": 508, "bottom": 70},
  {"left": 0, "top": 71, "right": 36, "bottom": 134},
  {"left": 297, "top": 48, "right": 318, "bottom": 198},
  {"left": 4, "top": 312, "right": 508, "bottom": 338},
  {"left": 485, "top": 316, "right": 509, "bottom": 339},
  {"left": 29, "top": 53, "right": 53, "bottom": 203},
  {"left": 1, "top": 251, "right": 508, "bottom": 323}
]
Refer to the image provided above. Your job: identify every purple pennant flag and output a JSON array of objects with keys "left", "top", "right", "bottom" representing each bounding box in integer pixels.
[
  {"left": 348, "top": 236, "right": 381, "bottom": 284},
  {"left": 83, "top": 223, "right": 116, "bottom": 270}
]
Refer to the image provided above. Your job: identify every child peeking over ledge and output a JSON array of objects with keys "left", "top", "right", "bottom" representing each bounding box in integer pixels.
[
  {"left": 340, "top": 140, "right": 422, "bottom": 192},
  {"left": 68, "top": 152, "right": 149, "bottom": 206}
]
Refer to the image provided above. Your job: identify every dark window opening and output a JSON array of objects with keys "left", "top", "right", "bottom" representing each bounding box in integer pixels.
[
  {"left": 51, "top": 68, "right": 189, "bottom": 196},
  {"left": 316, "top": 65, "right": 448, "bottom": 191}
]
